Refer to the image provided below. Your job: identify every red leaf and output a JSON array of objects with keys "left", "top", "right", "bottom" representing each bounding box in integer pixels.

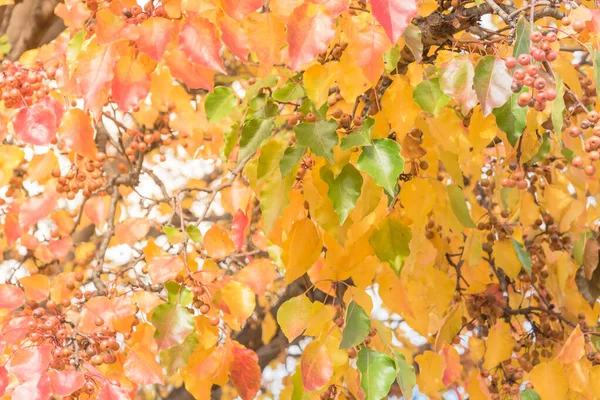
[
  {"left": 287, "top": 3, "right": 335, "bottom": 71},
  {"left": 48, "top": 370, "right": 85, "bottom": 397},
  {"left": 7, "top": 345, "right": 52, "bottom": 381},
  {"left": 166, "top": 48, "right": 215, "bottom": 90},
  {"left": 36, "top": 96, "right": 64, "bottom": 127},
  {"left": 112, "top": 55, "right": 151, "bottom": 111},
  {"left": 147, "top": 256, "right": 184, "bottom": 284},
  {"left": 0, "top": 284, "right": 25, "bottom": 310},
  {"left": 301, "top": 339, "right": 333, "bottom": 391},
  {"left": 13, "top": 106, "right": 57, "bottom": 146},
  {"left": 136, "top": 17, "right": 176, "bottom": 61},
  {"left": 4, "top": 213, "right": 21, "bottom": 246},
  {"left": 0, "top": 366, "right": 8, "bottom": 397},
  {"left": 58, "top": 108, "right": 97, "bottom": 159},
  {"left": 179, "top": 16, "right": 226, "bottom": 73},
  {"left": 368, "top": 0, "right": 417, "bottom": 44},
  {"left": 232, "top": 209, "right": 249, "bottom": 251},
  {"left": 19, "top": 190, "right": 57, "bottom": 230},
  {"left": 230, "top": 344, "right": 262, "bottom": 400},
  {"left": 222, "top": 0, "right": 263, "bottom": 20},
  {"left": 218, "top": 13, "right": 250, "bottom": 63},
  {"left": 2, "top": 316, "right": 33, "bottom": 344}
]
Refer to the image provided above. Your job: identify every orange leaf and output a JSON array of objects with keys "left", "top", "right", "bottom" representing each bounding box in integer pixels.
[
  {"left": 236, "top": 259, "right": 276, "bottom": 296},
  {"left": 222, "top": 0, "right": 263, "bottom": 20},
  {"left": 301, "top": 339, "right": 333, "bottom": 391},
  {"left": 147, "top": 256, "right": 184, "bottom": 284},
  {"left": 76, "top": 42, "right": 117, "bottom": 113},
  {"left": 287, "top": 3, "right": 335, "bottom": 71},
  {"left": 123, "top": 343, "right": 164, "bottom": 385},
  {"left": 58, "top": 108, "right": 97, "bottom": 159},
  {"left": 115, "top": 218, "right": 151, "bottom": 245},
  {"left": 442, "top": 345, "right": 462, "bottom": 386},
  {"left": 204, "top": 224, "right": 236, "bottom": 259},
  {"left": 282, "top": 218, "right": 322, "bottom": 282},
  {"left": 230, "top": 343, "right": 262, "bottom": 400},
  {"left": 245, "top": 13, "right": 286, "bottom": 76},
  {"left": 84, "top": 195, "right": 111, "bottom": 228},
  {"left": 95, "top": 9, "right": 127, "bottom": 45},
  {"left": 136, "top": 17, "right": 176, "bottom": 61},
  {"left": 351, "top": 21, "right": 392, "bottom": 86},
  {"left": 179, "top": 15, "right": 225, "bottom": 73},
  {"left": 557, "top": 325, "right": 585, "bottom": 363},
  {"left": 112, "top": 55, "right": 151, "bottom": 111},
  {"left": 221, "top": 281, "right": 256, "bottom": 330},
  {"left": 165, "top": 48, "right": 214, "bottom": 90},
  {"left": 19, "top": 275, "right": 50, "bottom": 302},
  {"left": 78, "top": 296, "right": 116, "bottom": 333},
  {"left": 218, "top": 13, "right": 250, "bottom": 63},
  {"left": 0, "top": 284, "right": 24, "bottom": 310}
]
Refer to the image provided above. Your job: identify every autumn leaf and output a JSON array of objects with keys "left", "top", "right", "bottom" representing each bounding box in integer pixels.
[
  {"left": 301, "top": 339, "right": 333, "bottom": 391},
  {"left": 115, "top": 218, "right": 151, "bottom": 245},
  {"left": 179, "top": 16, "right": 226, "bottom": 73},
  {"left": 58, "top": 108, "right": 97, "bottom": 159},
  {"left": 204, "top": 224, "right": 236, "bottom": 259},
  {"left": 369, "top": 0, "right": 418, "bottom": 44},
  {"left": 474, "top": 56, "right": 512, "bottom": 116},
  {"left": 47, "top": 370, "right": 85, "bottom": 397},
  {"left": 19, "top": 274, "right": 50, "bottom": 302},
  {"left": 136, "top": 17, "right": 176, "bottom": 61},
  {"left": 230, "top": 344, "right": 262, "bottom": 400},
  {"left": 13, "top": 105, "right": 57, "bottom": 146},
  {"left": 147, "top": 256, "right": 184, "bottom": 284},
  {"left": 287, "top": 3, "right": 335, "bottom": 71},
  {"left": 0, "top": 284, "right": 24, "bottom": 310},
  {"left": 277, "top": 295, "right": 312, "bottom": 341},
  {"left": 282, "top": 218, "right": 322, "bottom": 282},
  {"left": 112, "top": 55, "right": 151, "bottom": 111},
  {"left": 124, "top": 343, "right": 165, "bottom": 384}
]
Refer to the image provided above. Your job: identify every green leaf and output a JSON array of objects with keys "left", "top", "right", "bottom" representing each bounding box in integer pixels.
[
  {"left": 163, "top": 226, "right": 183, "bottom": 243},
  {"left": 393, "top": 351, "right": 416, "bottom": 399},
  {"left": 447, "top": 185, "right": 476, "bottom": 228},
  {"left": 238, "top": 118, "right": 275, "bottom": 161},
  {"left": 357, "top": 139, "right": 404, "bottom": 196},
  {"left": 67, "top": 31, "right": 84, "bottom": 63},
  {"left": 205, "top": 86, "right": 237, "bottom": 122},
  {"left": 562, "top": 147, "right": 576, "bottom": 163},
  {"left": 186, "top": 225, "right": 202, "bottom": 243},
  {"left": 294, "top": 119, "right": 339, "bottom": 163},
  {"left": 273, "top": 83, "right": 306, "bottom": 102},
  {"left": 321, "top": 164, "right": 363, "bottom": 225},
  {"left": 552, "top": 76, "right": 566, "bottom": 133},
  {"left": 246, "top": 75, "right": 278, "bottom": 99},
  {"left": 513, "top": 19, "right": 531, "bottom": 58},
  {"left": 528, "top": 133, "right": 550, "bottom": 165},
  {"left": 520, "top": 389, "right": 542, "bottom": 400},
  {"left": 280, "top": 146, "right": 306, "bottom": 177},
  {"left": 340, "top": 301, "right": 371, "bottom": 349},
  {"left": 413, "top": 78, "right": 451, "bottom": 115},
  {"left": 291, "top": 366, "right": 310, "bottom": 400},
  {"left": 356, "top": 348, "right": 397, "bottom": 400},
  {"left": 474, "top": 55, "right": 512, "bottom": 116},
  {"left": 341, "top": 117, "right": 374, "bottom": 150},
  {"left": 160, "top": 331, "right": 198, "bottom": 375},
  {"left": 384, "top": 45, "right": 401, "bottom": 74},
  {"left": 221, "top": 125, "right": 239, "bottom": 161},
  {"left": 512, "top": 239, "right": 533, "bottom": 275},
  {"left": 152, "top": 286, "right": 195, "bottom": 350},
  {"left": 493, "top": 90, "right": 527, "bottom": 146},
  {"left": 369, "top": 217, "right": 412, "bottom": 276}
]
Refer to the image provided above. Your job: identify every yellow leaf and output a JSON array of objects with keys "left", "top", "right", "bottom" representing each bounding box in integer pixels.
[
  {"left": 415, "top": 351, "right": 445, "bottom": 396},
  {"left": 400, "top": 178, "right": 435, "bottom": 228},
  {"left": 282, "top": 218, "right": 322, "bottom": 282},
  {"left": 221, "top": 281, "right": 255, "bottom": 330},
  {"left": 261, "top": 312, "right": 278, "bottom": 344},
  {"left": 19, "top": 274, "right": 50, "bottom": 302},
  {"left": 483, "top": 321, "right": 515, "bottom": 370},
  {"left": 465, "top": 369, "right": 490, "bottom": 400},
  {"left": 557, "top": 325, "right": 585, "bottom": 364},
  {"left": 381, "top": 76, "right": 419, "bottom": 135},
  {"left": 468, "top": 336, "right": 486, "bottom": 364},
  {"left": 492, "top": 240, "right": 522, "bottom": 280},
  {"left": 529, "top": 360, "right": 568, "bottom": 400}
]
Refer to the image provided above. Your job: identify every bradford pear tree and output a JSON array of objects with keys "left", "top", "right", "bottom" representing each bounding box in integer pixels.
[{"left": 3, "top": 0, "right": 600, "bottom": 399}]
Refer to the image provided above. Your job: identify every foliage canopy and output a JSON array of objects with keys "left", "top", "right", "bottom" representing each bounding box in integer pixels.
[{"left": 2, "top": 0, "right": 600, "bottom": 399}]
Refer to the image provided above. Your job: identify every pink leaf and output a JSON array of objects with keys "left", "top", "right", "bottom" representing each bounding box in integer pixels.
[
  {"left": 7, "top": 345, "right": 52, "bottom": 382},
  {"left": 96, "top": 381, "right": 132, "bottom": 400},
  {"left": 310, "top": 0, "right": 349, "bottom": 17},
  {"left": 12, "top": 374, "right": 52, "bottom": 400},
  {"left": 136, "top": 17, "right": 176, "bottom": 61},
  {"left": 287, "top": 3, "right": 335, "bottom": 71},
  {"left": 232, "top": 209, "right": 249, "bottom": 251},
  {"left": 19, "top": 190, "right": 57, "bottom": 230},
  {"left": 84, "top": 195, "right": 111, "bottom": 228},
  {"left": 48, "top": 370, "right": 85, "bottom": 397},
  {"left": 218, "top": 13, "right": 250, "bottom": 63},
  {"left": 76, "top": 43, "right": 118, "bottom": 113},
  {"left": 230, "top": 344, "right": 262, "bottom": 400},
  {"left": 368, "top": 0, "right": 417, "bottom": 44},
  {"left": 36, "top": 97, "right": 64, "bottom": 127},
  {"left": 0, "top": 366, "right": 7, "bottom": 397},
  {"left": 179, "top": 16, "right": 226, "bottom": 73},
  {"left": 13, "top": 106, "right": 57, "bottom": 146},
  {"left": 166, "top": 48, "right": 215, "bottom": 90},
  {"left": 352, "top": 20, "right": 392, "bottom": 85},
  {"left": 2, "top": 316, "right": 33, "bottom": 344},
  {"left": 222, "top": 0, "right": 263, "bottom": 20},
  {"left": 147, "top": 256, "right": 184, "bottom": 284},
  {"left": 47, "top": 237, "right": 74, "bottom": 260},
  {"left": 112, "top": 55, "right": 151, "bottom": 111},
  {"left": 0, "top": 284, "right": 25, "bottom": 310}
]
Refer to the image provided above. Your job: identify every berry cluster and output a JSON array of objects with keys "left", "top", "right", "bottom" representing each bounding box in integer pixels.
[
  {"left": 0, "top": 59, "right": 52, "bottom": 109},
  {"left": 174, "top": 275, "right": 220, "bottom": 326},
  {"left": 568, "top": 110, "right": 600, "bottom": 176},
  {"left": 294, "top": 155, "right": 315, "bottom": 190},
  {"left": 53, "top": 153, "right": 106, "bottom": 200},
  {"left": 506, "top": 31, "right": 557, "bottom": 111},
  {"left": 122, "top": 3, "right": 167, "bottom": 23},
  {"left": 500, "top": 162, "right": 529, "bottom": 190}
]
